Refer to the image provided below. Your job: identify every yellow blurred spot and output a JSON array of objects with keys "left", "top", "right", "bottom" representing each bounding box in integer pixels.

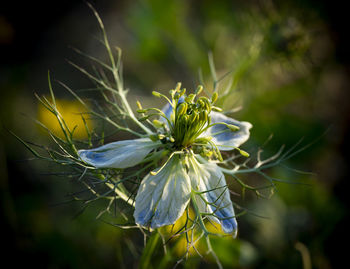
[
  {"left": 173, "top": 231, "right": 199, "bottom": 257},
  {"left": 205, "top": 220, "right": 225, "bottom": 235},
  {"left": 157, "top": 208, "right": 198, "bottom": 256},
  {"left": 37, "top": 98, "right": 92, "bottom": 139},
  {"left": 158, "top": 207, "right": 229, "bottom": 257},
  {"left": 159, "top": 207, "right": 195, "bottom": 235}
]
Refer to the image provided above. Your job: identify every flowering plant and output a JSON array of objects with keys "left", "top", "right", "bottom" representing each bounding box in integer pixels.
[
  {"left": 16, "top": 5, "right": 307, "bottom": 268},
  {"left": 78, "top": 83, "right": 252, "bottom": 236}
]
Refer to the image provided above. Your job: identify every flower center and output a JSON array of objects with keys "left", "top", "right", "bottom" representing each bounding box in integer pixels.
[
  {"left": 171, "top": 89, "right": 212, "bottom": 148},
  {"left": 137, "top": 82, "right": 241, "bottom": 159}
]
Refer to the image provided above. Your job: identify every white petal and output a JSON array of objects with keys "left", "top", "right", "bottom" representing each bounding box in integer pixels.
[
  {"left": 161, "top": 102, "right": 173, "bottom": 121},
  {"left": 134, "top": 155, "right": 191, "bottom": 229},
  {"left": 203, "top": 111, "right": 252, "bottom": 151},
  {"left": 189, "top": 156, "right": 238, "bottom": 235},
  {"left": 78, "top": 138, "right": 159, "bottom": 169}
]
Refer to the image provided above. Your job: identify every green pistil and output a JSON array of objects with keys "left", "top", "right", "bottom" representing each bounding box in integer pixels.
[{"left": 172, "top": 89, "right": 212, "bottom": 148}]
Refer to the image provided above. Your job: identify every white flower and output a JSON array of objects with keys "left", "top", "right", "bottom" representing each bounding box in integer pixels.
[{"left": 78, "top": 87, "right": 252, "bottom": 236}]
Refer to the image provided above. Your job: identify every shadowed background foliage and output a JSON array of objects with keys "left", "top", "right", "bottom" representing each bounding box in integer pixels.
[{"left": 1, "top": 0, "right": 349, "bottom": 268}]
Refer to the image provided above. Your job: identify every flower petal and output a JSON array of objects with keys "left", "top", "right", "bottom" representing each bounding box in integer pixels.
[
  {"left": 189, "top": 156, "right": 238, "bottom": 236},
  {"left": 204, "top": 111, "right": 252, "bottom": 151},
  {"left": 134, "top": 155, "right": 191, "bottom": 229},
  {"left": 78, "top": 138, "right": 159, "bottom": 169},
  {"left": 161, "top": 102, "right": 173, "bottom": 121}
]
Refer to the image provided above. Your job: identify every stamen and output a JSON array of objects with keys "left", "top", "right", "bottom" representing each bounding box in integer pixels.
[
  {"left": 176, "top": 103, "right": 187, "bottom": 116},
  {"left": 136, "top": 100, "right": 143, "bottom": 110},
  {"left": 138, "top": 107, "right": 173, "bottom": 129},
  {"left": 211, "top": 106, "right": 223, "bottom": 112},
  {"left": 149, "top": 151, "right": 184, "bottom": 175},
  {"left": 211, "top": 92, "right": 218, "bottom": 103},
  {"left": 175, "top": 82, "right": 182, "bottom": 92},
  {"left": 209, "top": 140, "right": 223, "bottom": 162},
  {"left": 199, "top": 122, "right": 240, "bottom": 136},
  {"left": 195, "top": 85, "right": 203, "bottom": 95},
  {"left": 152, "top": 119, "right": 165, "bottom": 128},
  {"left": 236, "top": 148, "right": 250, "bottom": 157},
  {"left": 152, "top": 91, "right": 173, "bottom": 106},
  {"left": 185, "top": 94, "right": 196, "bottom": 103}
]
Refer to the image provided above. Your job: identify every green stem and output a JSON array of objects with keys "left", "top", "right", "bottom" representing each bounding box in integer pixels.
[
  {"left": 190, "top": 192, "right": 209, "bottom": 236},
  {"left": 139, "top": 232, "right": 160, "bottom": 269},
  {"left": 119, "top": 89, "right": 153, "bottom": 135}
]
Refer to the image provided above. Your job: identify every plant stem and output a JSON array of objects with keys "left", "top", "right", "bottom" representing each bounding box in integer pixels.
[{"left": 139, "top": 232, "right": 160, "bottom": 269}]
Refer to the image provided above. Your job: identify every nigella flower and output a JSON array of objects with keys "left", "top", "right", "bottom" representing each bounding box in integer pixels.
[{"left": 78, "top": 83, "right": 252, "bottom": 237}]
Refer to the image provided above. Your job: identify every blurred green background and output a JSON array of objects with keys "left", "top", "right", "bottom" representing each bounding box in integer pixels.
[{"left": 1, "top": 0, "right": 349, "bottom": 268}]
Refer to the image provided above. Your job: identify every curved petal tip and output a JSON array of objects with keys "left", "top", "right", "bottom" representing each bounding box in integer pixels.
[{"left": 205, "top": 111, "right": 252, "bottom": 151}]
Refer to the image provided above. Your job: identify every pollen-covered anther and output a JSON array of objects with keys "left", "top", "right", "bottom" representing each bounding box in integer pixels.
[
  {"left": 169, "top": 89, "right": 176, "bottom": 98},
  {"left": 198, "top": 97, "right": 211, "bottom": 112},
  {"left": 211, "top": 92, "right": 218, "bottom": 103},
  {"left": 195, "top": 85, "right": 203, "bottom": 95},
  {"left": 157, "top": 134, "right": 166, "bottom": 140},
  {"left": 136, "top": 100, "right": 143, "bottom": 110},
  {"left": 185, "top": 94, "right": 196, "bottom": 103},
  {"left": 152, "top": 119, "right": 165, "bottom": 128},
  {"left": 152, "top": 91, "right": 162, "bottom": 97},
  {"left": 179, "top": 88, "right": 186, "bottom": 96},
  {"left": 175, "top": 82, "right": 182, "bottom": 92},
  {"left": 176, "top": 103, "right": 188, "bottom": 116},
  {"left": 237, "top": 148, "right": 250, "bottom": 157},
  {"left": 199, "top": 110, "right": 208, "bottom": 123},
  {"left": 212, "top": 106, "right": 223, "bottom": 112},
  {"left": 227, "top": 124, "right": 240, "bottom": 131}
]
